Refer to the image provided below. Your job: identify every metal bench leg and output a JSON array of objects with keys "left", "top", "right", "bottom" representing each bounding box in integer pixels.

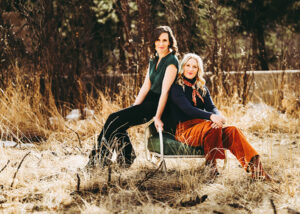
[{"left": 157, "top": 129, "right": 167, "bottom": 173}]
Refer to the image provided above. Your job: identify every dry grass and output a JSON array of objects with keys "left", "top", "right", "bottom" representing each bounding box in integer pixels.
[{"left": 0, "top": 72, "right": 299, "bottom": 213}]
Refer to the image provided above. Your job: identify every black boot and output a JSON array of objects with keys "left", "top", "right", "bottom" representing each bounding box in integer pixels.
[
  {"left": 115, "top": 133, "right": 136, "bottom": 168},
  {"left": 86, "top": 138, "right": 112, "bottom": 169}
]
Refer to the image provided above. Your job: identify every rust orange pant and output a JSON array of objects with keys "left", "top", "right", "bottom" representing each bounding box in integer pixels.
[{"left": 175, "top": 119, "right": 258, "bottom": 170}]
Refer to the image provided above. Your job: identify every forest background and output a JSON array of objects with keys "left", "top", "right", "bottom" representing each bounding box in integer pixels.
[{"left": 1, "top": 0, "right": 300, "bottom": 114}]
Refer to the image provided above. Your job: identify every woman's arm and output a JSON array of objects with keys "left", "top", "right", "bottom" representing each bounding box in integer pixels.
[
  {"left": 133, "top": 69, "right": 151, "bottom": 106},
  {"left": 171, "top": 85, "right": 226, "bottom": 128},
  {"left": 154, "top": 64, "right": 177, "bottom": 131},
  {"left": 171, "top": 85, "right": 225, "bottom": 128},
  {"left": 171, "top": 84, "right": 213, "bottom": 119},
  {"left": 204, "top": 88, "right": 226, "bottom": 128},
  {"left": 204, "top": 88, "right": 220, "bottom": 115}
]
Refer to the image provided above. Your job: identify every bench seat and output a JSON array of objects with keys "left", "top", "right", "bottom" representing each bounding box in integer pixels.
[{"left": 147, "top": 133, "right": 204, "bottom": 156}]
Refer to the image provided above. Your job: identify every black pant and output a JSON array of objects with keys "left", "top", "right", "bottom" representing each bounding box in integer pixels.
[{"left": 95, "top": 91, "right": 160, "bottom": 163}]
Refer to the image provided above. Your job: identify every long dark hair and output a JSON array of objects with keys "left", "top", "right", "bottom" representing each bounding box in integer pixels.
[{"left": 151, "top": 26, "right": 178, "bottom": 57}]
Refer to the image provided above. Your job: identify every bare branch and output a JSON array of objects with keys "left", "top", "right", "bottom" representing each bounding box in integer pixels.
[
  {"left": 107, "top": 165, "right": 112, "bottom": 187},
  {"left": 287, "top": 207, "right": 300, "bottom": 214},
  {"left": 76, "top": 173, "right": 81, "bottom": 192},
  {"left": 65, "top": 124, "right": 82, "bottom": 148},
  {"left": 11, "top": 152, "right": 31, "bottom": 187},
  {"left": 136, "top": 161, "right": 163, "bottom": 189},
  {"left": 0, "top": 160, "right": 10, "bottom": 174},
  {"left": 270, "top": 199, "right": 277, "bottom": 214}
]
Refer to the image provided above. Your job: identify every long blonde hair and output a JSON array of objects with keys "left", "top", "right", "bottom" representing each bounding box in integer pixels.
[{"left": 177, "top": 53, "right": 206, "bottom": 95}]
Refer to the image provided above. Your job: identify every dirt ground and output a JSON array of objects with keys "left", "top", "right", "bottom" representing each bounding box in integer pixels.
[
  {"left": 0, "top": 89, "right": 299, "bottom": 214},
  {"left": 0, "top": 115, "right": 299, "bottom": 213}
]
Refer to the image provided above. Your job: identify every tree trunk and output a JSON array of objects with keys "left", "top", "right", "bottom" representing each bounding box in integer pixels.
[
  {"left": 181, "top": 0, "right": 195, "bottom": 52},
  {"left": 115, "top": 0, "right": 135, "bottom": 73},
  {"left": 251, "top": 0, "right": 269, "bottom": 70},
  {"left": 136, "top": 0, "right": 153, "bottom": 90},
  {"left": 136, "top": 0, "right": 153, "bottom": 72},
  {"left": 255, "top": 25, "right": 269, "bottom": 70},
  {"left": 252, "top": 28, "right": 269, "bottom": 70},
  {"left": 118, "top": 22, "right": 127, "bottom": 72}
]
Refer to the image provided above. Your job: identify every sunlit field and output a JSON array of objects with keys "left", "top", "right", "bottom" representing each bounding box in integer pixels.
[{"left": 0, "top": 71, "right": 299, "bottom": 214}]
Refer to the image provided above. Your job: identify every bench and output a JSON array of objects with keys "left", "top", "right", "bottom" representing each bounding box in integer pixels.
[{"left": 144, "top": 120, "right": 227, "bottom": 172}]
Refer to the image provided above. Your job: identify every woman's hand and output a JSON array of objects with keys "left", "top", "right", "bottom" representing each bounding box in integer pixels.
[
  {"left": 210, "top": 114, "right": 226, "bottom": 129},
  {"left": 154, "top": 117, "right": 164, "bottom": 132}
]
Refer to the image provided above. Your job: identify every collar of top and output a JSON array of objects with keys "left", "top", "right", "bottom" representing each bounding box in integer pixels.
[{"left": 183, "top": 76, "right": 196, "bottom": 84}]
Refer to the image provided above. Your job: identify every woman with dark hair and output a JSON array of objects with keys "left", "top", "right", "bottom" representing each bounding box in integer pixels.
[
  {"left": 87, "top": 26, "right": 179, "bottom": 168},
  {"left": 170, "top": 53, "right": 272, "bottom": 180}
]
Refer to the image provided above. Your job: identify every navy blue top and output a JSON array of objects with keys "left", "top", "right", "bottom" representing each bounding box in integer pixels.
[{"left": 166, "top": 78, "right": 220, "bottom": 132}]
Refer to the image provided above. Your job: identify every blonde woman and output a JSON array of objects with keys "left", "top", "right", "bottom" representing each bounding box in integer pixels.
[{"left": 169, "top": 53, "right": 272, "bottom": 180}]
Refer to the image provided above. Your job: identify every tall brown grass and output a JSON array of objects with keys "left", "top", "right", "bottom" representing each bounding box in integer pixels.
[
  {"left": 0, "top": 69, "right": 299, "bottom": 213},
  {"left": 0, "top": 66, "right": 53, "bottom": 143}
]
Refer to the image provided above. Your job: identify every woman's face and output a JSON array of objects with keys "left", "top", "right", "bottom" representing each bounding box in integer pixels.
[
  {"left": 155, "top": 32, "right": 170, "bottom": 56},
  {"left": 183, "top": 58, "right": 198, "bottom": 79}
]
